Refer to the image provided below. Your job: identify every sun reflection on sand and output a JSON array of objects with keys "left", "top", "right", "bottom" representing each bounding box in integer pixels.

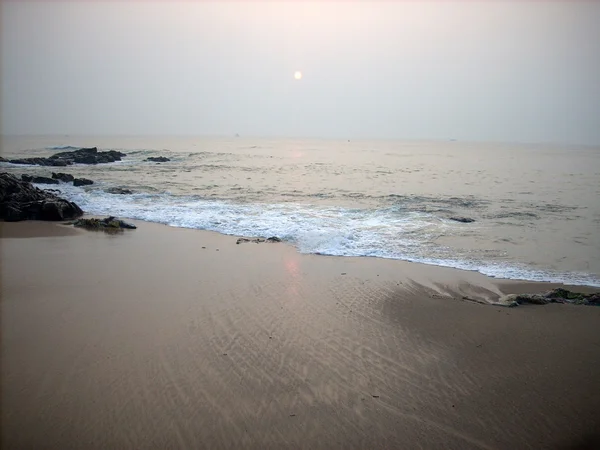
[{"left": 285, "top": 256, "right": 301, "bottom": 300}]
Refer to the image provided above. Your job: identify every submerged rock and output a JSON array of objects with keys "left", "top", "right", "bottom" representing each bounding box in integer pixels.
[
  {"left": 7, "top": 147, "right": 126, "bottom": 166},
  {"left": 497, "top": 288, "right": 600, "bottom": 307},
  {"left": 0, "top": 173, "right": 83, "bottom": 221},
  {"left": 145, "top": 156, "right": 170, "bottom": 162},
  {"left": 73, "top": 178, "right": 94, "bottom": 187},
  {"left": 72, "top": 216, "right": 137, "bottom": 231},
  {"left": 105, "top": 187, "right": 133, "bottom": 195},
  {"left": 449, "top": 217, "right": 475, "bottom": 223}
]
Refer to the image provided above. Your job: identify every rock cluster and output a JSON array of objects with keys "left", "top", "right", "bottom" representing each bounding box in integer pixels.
[
  {"left": 21, "top": 172, "right": 94, "bottom": 187},
  {"left": 0, "top": 173, "right": 83, "bottom": 221},
  {"left": 6, "top": 147, "right": 126, "bottom": 166}
]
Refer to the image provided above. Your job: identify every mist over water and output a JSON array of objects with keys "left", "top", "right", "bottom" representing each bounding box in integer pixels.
[{"left": 2, "top": 136, "right": 599, "bottom": 286}]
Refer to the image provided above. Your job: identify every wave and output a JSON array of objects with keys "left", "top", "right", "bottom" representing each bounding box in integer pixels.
[
  {"left": 52, "top": 184, "right": 600, "bottom": 287},
  {"left": 45, "top": 145, "right": 80, "bottom": 150}
]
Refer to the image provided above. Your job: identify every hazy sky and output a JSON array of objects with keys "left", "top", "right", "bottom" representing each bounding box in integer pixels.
[{"left": 2, "top": 1, "right": 600, "bottom": 144}]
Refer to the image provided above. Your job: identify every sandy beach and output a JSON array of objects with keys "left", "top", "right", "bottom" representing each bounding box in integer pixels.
[{"left": 1, "top": 221, "right": 599, "bottom": 449}]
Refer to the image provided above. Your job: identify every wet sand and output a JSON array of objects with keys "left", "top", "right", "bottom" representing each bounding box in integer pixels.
[
  {"left": 2, "top": 221, "right": 599, "bottom": 449},
  {"left": 0, "top": 220, "right": 82, "bottom": 238}
]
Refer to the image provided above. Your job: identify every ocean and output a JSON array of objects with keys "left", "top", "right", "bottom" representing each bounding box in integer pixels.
[{"left": 2, "top": 135, "right": 599, "bottom": 286}]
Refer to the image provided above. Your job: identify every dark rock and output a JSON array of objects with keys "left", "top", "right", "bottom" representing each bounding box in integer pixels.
[
  {"left": 72, "top": 216, "right": 136, "bottom": 231},
  {"left": 76, "top": 154, "right": 98, "bottom": 164},
  {"left": 25, "top": 175, "right": 59, "bottom": 185},
  {"left": 545, "top": 288, "right": 585, "bottom": 301},
  {"left": 515, "top": 294, "right": 549, "bottom": 305},
  {"left": 49, "top": 147, "right": 97, "bottom": 159},
  {"left": 236, "top": 237, "right": 264, "bottom": 244},
  {"left": 0, "top": 173, "right": 83, "bottom": 221},
  {"left": 236, "top": 236, "right": 282, "bottom": 244},
  {"left": 588, "top": 293, "right": 600, "bottom": 306},
  {"left": 498, "top": 288, "right": 600, "bottom": 307},
  {"left": 7, "top": 147, "right": 126, "bottom": 167},
  {"left": 106, "top": 187, "right": 133, "bottom": 195},
  {"left": 3, "top": 203, "right": 24, "bottom": 221},
  {"left": 21, "top": 174, "right": 60, "bottom": 184},
  {"left": 0, "top": 157, "right": 6, "bottom": 162},
  {"left": 10, "top": 157, "right": 56, "bottom": 166},
  {"left": 52, "top": 172, "right": 75, "bottom": 182},
  {"left": 145, "top": 156, "right": 170, "bottom": 162},
  {"left": 73, "top": 178, "right": 94, "bottom": 187},
  {"left": 106, "top": 150, "right": 125, "bottom": 159},
  {"left": 449, "top": 217, "right": 475, "bottom": 223},
  {"left": 39, "top": 200, "right": 79, "bottom": 220}
]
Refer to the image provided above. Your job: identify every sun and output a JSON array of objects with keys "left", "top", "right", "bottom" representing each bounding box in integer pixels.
[{"left": 294, "top": 71, "right": 302, "bottom": 80}]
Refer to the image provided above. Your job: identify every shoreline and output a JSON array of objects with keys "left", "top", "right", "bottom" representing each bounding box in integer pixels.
[
  {"left": 2, "top": 218, "right": 598, "bottom": 299},
  {"left": 3, "top": 158, "right": 599, "bottom": 287},
  {"left": 2, "top": 219, "right": 600, "bottom": 449}
]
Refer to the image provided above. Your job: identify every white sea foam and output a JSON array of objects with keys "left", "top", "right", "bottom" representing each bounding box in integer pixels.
[{"left": 51, "top": 184, "right": 600, "bottom": 287}]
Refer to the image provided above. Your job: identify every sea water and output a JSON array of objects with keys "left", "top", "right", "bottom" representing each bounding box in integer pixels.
[{"left": 2, "top": 135, "right": 599, "bottom": 286}]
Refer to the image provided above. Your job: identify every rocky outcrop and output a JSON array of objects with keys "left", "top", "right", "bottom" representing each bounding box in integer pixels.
[
  {"left": 20, "top": 172, "right": 93, "bottom": 187},
  {"left": 21, "top": 175, "right": 59, "bottom": 184},
  {"left": 72, "top": 216, "right": 137, "bottom": 231},
  {"left": 145, "top": 156, "right": 170, "bottom": 162},
  {"left": 0, "top": 173, "right": 83, "bottom": 221},
  {"left": 7, "top": 147, "right": 126, "bottom": 166},
  {"left": 449, "top": 217, "right": 475, "bottom": 223},
  {"left": 73, "top": 178, "right": 94, "bottom": 187},
  {"left": 52, "top": 172, "right": 75, "bottom": 182},
  {"left": 106, "top": 187, "right": 133, "bottom": 195},
  {"left": 236, "top": 236, "right": 282, "bottom": 244},
  {"left": 498, "top": 288, "right": 600, "bottom": 307},
  {"left": 9, "top": 157, "right": 68, "bottom": 167}
]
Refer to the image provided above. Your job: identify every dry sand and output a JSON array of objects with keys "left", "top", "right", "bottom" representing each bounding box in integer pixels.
[{"left": 1, "top": 221, "right": 599, "bottom": 449}]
